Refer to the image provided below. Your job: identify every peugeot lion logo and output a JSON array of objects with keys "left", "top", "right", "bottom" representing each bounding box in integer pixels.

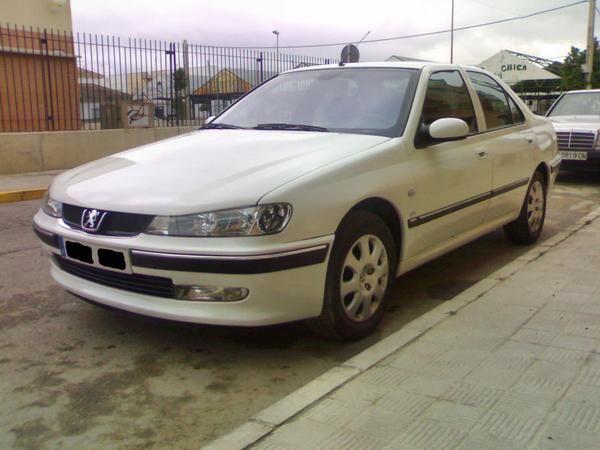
[{"left": 81, "top": 209, "right": 107, "bottom": 232}]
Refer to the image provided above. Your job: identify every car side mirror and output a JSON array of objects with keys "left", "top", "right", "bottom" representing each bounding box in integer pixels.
[{"left": 429, "top": 118, "right": 469, "bottom": 140}]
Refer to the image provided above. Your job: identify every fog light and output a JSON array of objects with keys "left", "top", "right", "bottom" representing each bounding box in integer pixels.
[{"left": 175, "top": 285, "right": 249, "bottom": 302}]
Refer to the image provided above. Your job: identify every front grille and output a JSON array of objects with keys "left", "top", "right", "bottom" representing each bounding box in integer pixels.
[
  {"left": 62, "top": 204, "right": 154, "bottom": 236},
  {"left": 54, "top": 255, "right": 175, "bottom": 298},
  {"left": 556, "top": 131, "right": 596, "bottom": 150}
]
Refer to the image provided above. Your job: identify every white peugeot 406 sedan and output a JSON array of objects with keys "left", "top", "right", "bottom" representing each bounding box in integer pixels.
[{"left": 34, "top": 62, "right": 560, "bottom": 340}]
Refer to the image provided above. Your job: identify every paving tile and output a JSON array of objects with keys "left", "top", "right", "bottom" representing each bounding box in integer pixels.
[
  {"left": 303, "top": 397, "right": 369, "bottom": 428},
  {"left": 530, "top": 422, "right": 600, "bottom": 450},
  {"left": 456, "top": 433, "right": 521, "bottom": 450},
  {"left": 549, "top": 333, "right": 599, "bottom": 352},
  {"left": 512, "top": 373, "right": 570, "bottom": 400},
  {"left": 462, "top": 366, "right": 529, "bottom": 390},
  {"left": 400, "top": 373, "right": 455, "bottom": 398},
  {"left": 350, "top": 365, "right": 413, "bottom": 391},
  {"left": 386, "top": 419, "right": 466, "bottom": 450},
  {"left": 562, "top": 383, "right": 600, "bottom": 407},
  {"left": 345, "top": 408, "right": 413, "bottom": 441},
  {"left": 418, "top": 356, "right": 480, "bottom": 382},
  {"left": 383, "top": 339, "right": 450, "bottom": 371},
  {"left": 549, "top": 400, "right": 600, "bottom": 433},
  {"left": 492, "top": 340, "right": 547, "bottom": 360},
  {"left": 473, "top": 409, "right": 543, "bottom": 446},
  {"left": 575, "top": 361, "right": 600, "bottom": 387},
  {"left": 537, "top": 346, "right": 589, "bottom": 365},
  {"left": 493, "top": 391, "right": 555, "bottom": 419},
  {"left": 563, "top": 321, "right": 600, "bottom": 339},
  {"left": 316, "top": 427, "right": 392, "bottom": 450},
  {"left": 421, "top": 400, "right": 486, "bottom": 429},
  {"left": 374, "top": 391, "right": 435, "bottom": 417},
  {"left": 510, "top": 328, "right": 557, "bottom": 346},
  {"left": 440, "top": 382, "right": 504, "bottom": 409},
  {"left": 329, "top": 380, "right": 389, "bottom": 404},
  {"left": 419, "top": 329, "right": 505, "bottom": 352}
]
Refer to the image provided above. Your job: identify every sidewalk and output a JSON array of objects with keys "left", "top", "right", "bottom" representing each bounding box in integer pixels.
[
  {"left": 206, "top": 208, "right": 600, "bottom": 450},
  {"left": 0, "top": 170, "right": 60, "bottom": 203}
]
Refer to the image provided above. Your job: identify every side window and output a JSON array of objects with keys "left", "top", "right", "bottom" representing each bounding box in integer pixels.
[
  {"left": 467, "top": 71, "right": 522, "bottom": 129},
  {"left": 420, "top": 70, "right": 477, "bottom": 133},
  {"left": 508, "top": 96, "right": 525, "bottom": 124}
]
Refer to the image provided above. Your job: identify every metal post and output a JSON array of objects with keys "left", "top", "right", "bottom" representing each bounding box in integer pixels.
[
  {"left": 183, "top": 40, "right": 190, "bottom": 122},
  {"left": 450, "top": 0, "right": 455, "bottom": 64},
  {"left": 586, "top": 0, "right": 596, "bottom": 89},
  {"left": 272, "top": 30, "right": 280, "bottom": 73}
]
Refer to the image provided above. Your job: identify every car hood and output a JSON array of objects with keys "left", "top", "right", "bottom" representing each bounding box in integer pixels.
[
  {"left": 51, "top": 130, "right": 390, "bottom": 215},
  {"left": 549, "top": 115, "right": 600, "bottom": 130}
]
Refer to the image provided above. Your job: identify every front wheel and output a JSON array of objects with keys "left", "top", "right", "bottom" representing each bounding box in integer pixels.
[
  {"left": 503, "top": 171, "right": 546, "bottom": 245},
  {"left": 308, "top": 211, "right": 396, "bottom": 340}
]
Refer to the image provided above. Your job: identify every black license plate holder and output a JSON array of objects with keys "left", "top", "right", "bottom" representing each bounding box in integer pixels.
[
  {"left": 65, "top": 241, "right": 93, "bottom": 264},
  {"left": 98, "top": 248, "right": 126, "bottom": 270}
]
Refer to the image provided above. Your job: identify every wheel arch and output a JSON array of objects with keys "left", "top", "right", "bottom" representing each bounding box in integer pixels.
[
  {"left": 340, "top": 197, "right": 404, "bottom": 268},
  {"left": 536, "top": 162, "right": 550, "bottom": 191}
]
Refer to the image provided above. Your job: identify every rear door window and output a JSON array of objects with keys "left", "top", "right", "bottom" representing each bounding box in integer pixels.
[{"left": 467, "top": 71, "right": 524, "bottom": 130}]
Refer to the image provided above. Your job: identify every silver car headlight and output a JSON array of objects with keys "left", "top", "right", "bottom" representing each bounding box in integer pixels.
[
  {"left": 145, "top": 203, "right": 292, "bottom": 237},
  {"left": 41, "top": 193, "right": 63, "bottom": 218}
]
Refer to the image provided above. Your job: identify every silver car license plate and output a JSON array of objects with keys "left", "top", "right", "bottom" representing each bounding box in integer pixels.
[{"left": 560, "top": 151, "right": 588, "bottom": 160}]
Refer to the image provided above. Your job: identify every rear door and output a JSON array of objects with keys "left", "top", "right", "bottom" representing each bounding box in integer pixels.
[{"left": 466, "top": 71, "right": 535, "bottom": 222}]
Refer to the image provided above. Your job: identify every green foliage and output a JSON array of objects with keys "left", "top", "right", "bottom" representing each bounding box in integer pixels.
[
  {"left": 173, "top": 68, "right": 188, "bottom": 120},
  {"left": 559, "top": 38, "right": 600, "bottom": 90},
  {"left": 174, "top": 68, "right": 188, "bottom": 93}
]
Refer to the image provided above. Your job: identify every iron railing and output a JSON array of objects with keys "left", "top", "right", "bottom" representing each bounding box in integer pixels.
[{"left": 0, "top": 24, "right": 335, "bottom": 132}]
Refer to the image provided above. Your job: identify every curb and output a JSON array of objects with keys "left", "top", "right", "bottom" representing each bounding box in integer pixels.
[
  {"left": 0, "top": 188, "right": 47, "bottom": 204},
  {"left": 203, "top": 206, "right": 600, "bottom": 450}
]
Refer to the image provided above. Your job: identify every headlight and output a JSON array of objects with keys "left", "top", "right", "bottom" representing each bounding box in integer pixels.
[
  {"left": 41, "top": 193, "right": 63, "bottom": 218},
  {"left": 145, "top": 203, "right": 292, "bottom": 237}
]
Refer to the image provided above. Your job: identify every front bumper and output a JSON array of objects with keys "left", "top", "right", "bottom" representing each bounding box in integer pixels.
[{"left": 33, "top": 211, "right": 334, "bottom": 326}]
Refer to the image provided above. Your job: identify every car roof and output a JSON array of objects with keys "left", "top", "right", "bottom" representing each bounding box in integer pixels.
[
  {"left": 284, "top": 61, "right": 486, "bottom": 74},
  {"left": 562, "top": 89, "right": 600, "bottom": 94}
]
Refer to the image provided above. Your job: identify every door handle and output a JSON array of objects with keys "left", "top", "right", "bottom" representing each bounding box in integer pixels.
[{"left": 477, "top": 151, "right": 488, "bottom": 159}]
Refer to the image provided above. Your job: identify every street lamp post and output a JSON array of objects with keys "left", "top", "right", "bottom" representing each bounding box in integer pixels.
[
  {"left": 450, "top": 0, "right": 455, "bottom": 63},
  {"left": 272, "top": 30, "right": 280, "bottom": 73}
]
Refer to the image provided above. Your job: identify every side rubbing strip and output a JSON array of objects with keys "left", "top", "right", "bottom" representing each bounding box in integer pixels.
[
  {"left": 131, "top": 245, "right": 329, "bottom": 274},
  {"left": 33, "top": 224, "right": 60, "bottom": 248},
  {"left": 408, "top": 192, "right": 491, "bottom": 228},
  {"left": 491, "top": 178, "right": 529, "bottom": 197},
  {"left": 408, "top": 177, "right": 530, "bottom": 229}
]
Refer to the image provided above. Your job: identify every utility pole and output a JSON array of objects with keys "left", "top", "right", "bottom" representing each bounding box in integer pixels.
[
  {"left": 585, "top": 0, "right": 596, "bottom": 89},
  {"left": 450, "top": 0, "right": 455, "bottom": 63},
  {"left": 272, "top": 30, "right": 280, "bottom": 73}
]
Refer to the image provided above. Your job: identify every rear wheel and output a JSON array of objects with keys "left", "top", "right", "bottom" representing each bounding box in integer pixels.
[
  {"left": 309, "top": 211, "right": 396, "bottom": 340},
  {"left": 503, "top": 170, "right": 546, "bottom": 245}
]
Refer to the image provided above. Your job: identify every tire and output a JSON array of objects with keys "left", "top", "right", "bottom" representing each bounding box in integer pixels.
[
  {"left": 503, "top": 170, "right": 547, "bottom": 245},
  {"left": 308, "top": 211, "right": 397, "bottom": 340}
]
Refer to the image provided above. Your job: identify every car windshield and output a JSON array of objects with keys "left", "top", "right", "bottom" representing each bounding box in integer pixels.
[
  {"left": 212, "top": 67, "right": 420, "bottom": 137},
  {"left": 547, "top": 92, "right": 600, "bottom": 117}
]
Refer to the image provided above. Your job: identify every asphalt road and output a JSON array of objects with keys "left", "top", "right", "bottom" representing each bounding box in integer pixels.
[{"left": 1, "top": 171, "right": 599, "bottom": 449}]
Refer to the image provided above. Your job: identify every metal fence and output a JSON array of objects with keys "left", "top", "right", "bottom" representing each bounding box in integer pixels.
[{"left": 0, "top": 24, "right": 335, "bottom": 132}]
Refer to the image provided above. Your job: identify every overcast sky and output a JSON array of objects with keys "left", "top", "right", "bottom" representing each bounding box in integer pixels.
[{"left": 71, "top": 0, "right": 593, "bottom": 65}]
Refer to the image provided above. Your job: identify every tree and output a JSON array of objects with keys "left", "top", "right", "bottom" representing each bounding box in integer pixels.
[
  {"left": 559, "top": 38, "right": 600, "bottom": 90},
  {"left": 173, "top": 68, "right": 188, "bottom": 121}
]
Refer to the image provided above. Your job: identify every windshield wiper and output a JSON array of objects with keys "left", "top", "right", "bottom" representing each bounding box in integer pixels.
[
  {"left": 254, "top": 123, "right": 328, "bottom": 132},
  {"left": 201, "top": 122, "right": 245, "bottom": 130}
]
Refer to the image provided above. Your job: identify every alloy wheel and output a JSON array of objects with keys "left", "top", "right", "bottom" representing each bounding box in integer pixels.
[
  {"left": 340, "top": 234, "right": 389, "bottom": 322},
  {"left": 526, "top": 180, "right": 545, "bottom": 233}
]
